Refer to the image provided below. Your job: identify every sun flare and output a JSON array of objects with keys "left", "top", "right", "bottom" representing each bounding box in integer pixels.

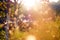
[
  {"left": 22, "top": 0, "right": 36, "bottom": 10},
  {"left": 49, "top": 0, "right": 59, "bottom": 3}
]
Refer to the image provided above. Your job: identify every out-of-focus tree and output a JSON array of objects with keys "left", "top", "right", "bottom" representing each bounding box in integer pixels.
[
  {"left": 0, "top": 1, "right": 7, "bottom": 24},
  {"left": 0, "top": 1, "right": 7, "bottom": 40}
]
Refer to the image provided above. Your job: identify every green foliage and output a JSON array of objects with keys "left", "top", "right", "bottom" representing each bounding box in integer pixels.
[
  {"left": 0, "top": 26, "right": 6, "bottom": 40},
  {"left": 0, "top": 1, "right": 7, "bottom": 17},
  {"left": 0, "top": 11, "right": 6, "bottom": 17},
  {"left": 0, "top": 1, "right": 7, "bottom": 11}
]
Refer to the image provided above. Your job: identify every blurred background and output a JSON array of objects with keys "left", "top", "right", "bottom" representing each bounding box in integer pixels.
[{"left": 0, "top": 0, "right": 60, "bottom": 40}]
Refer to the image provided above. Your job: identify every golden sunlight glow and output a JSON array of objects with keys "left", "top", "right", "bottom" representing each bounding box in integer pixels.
[
  {"left": 49, "top": 0, "right": 59, "bottom": 3},
  {"left": 26, "top": 35, "right": 36, "bottom": 40},
  {"left": 22, "top": 0, "right": 36, "bottom": 10}
]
